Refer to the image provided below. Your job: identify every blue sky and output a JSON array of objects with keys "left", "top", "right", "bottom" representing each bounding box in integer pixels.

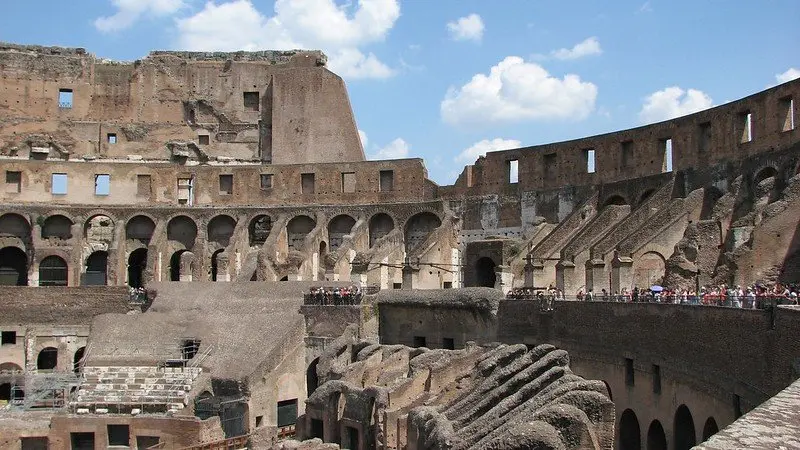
[{"left": 1, "top": 0, "right": 798, "bottom": 184}]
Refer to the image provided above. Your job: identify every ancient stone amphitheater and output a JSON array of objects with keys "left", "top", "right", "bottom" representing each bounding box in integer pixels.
[{"left": 0, "top": 42, "right": 798, "bottom": 449}]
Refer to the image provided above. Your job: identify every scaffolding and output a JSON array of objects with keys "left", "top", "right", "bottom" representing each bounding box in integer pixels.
[{"left": 6, "top": 344, "right": 90, "bottom": 410}]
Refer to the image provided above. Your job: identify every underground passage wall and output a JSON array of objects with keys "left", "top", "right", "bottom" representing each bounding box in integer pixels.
[{"left": 496, "top": 301, "right": 800, "bottom": 449}]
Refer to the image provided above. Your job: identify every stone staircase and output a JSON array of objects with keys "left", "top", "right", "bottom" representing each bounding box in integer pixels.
[{"left": 73, "top": 365, "right": 202, "bottom": 412}]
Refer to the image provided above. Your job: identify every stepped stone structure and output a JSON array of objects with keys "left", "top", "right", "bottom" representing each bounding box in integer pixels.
[{"left": 0, "top": 41, "right": 799, "bottom": 449}]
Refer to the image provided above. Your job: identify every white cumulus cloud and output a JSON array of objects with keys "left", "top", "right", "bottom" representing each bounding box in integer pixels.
[
  {"left": 456, "top": 138, "right": 521, "bottom": 163},
  {"left": 447, "top": 14, "right": 485, "bottom": 42},
  {"left": 95, "top": 0, "right": 185, "bottom": 32},
  {"left": 173, "top": 0, "right": 400, "bottom": 79},
  {"left": 441, "top": 56, "right": 598, "bottom": 125},
  {"left": 776, "top": 68, "right": 800, "bottom": 84},
  {"left": 369, "top": 138, "right": 410, "bottom": 160},
  {"left": 639, "top": 87, "right": 714, "bottom": 124},
  {"left": 551, "top": 37, "right": 603, "bottom": 60}
]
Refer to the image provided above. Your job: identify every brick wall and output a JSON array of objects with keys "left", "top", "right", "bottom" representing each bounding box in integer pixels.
[{"left": 0, "top": 286, "right": 131, "bottom": 325}]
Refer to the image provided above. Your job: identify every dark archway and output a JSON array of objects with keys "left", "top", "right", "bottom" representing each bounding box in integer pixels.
[
  {"left": 128, "top": 248, "right": 148, "bottom": 288},
  {"left": 126, "top": 215, "right": 155, "bottom": 244},
  {"left": 604, "top": 195, "right": 628, "bottom": 207},
  {"left": 37, "top": 347, "right": 58, "bottom": 370},
  {"left": 41, "top": 215, "right": 73, "bottom": 240},
  {"left": 208, "top": 215, "right": 236, "bottom": 247},
  {"left": 307, "top": 358, "right": 320, "bottom": 397},
  {"left": 249, "top": 215, "right": 272, "bottom": 247},
  {"left": 73, "top": 347, "right": 86, "bottom": 373},
  {"left": 647, "top": 420, "right": 667, "bottom": 450},
  {"left": 368, "top": 213, "right": 394, "bottom": 248},
  {"left": 84, "top": 251, "right": 108, "bottom": 285},
  {"left": 639, "top": 189, "right": 655, "bottom": 205},
  {"left": 279, "top": 276, "right": 289, "bottom": 281},
  {"left": 0, "top": 383, "right": 10, "bottom": 401},
  {"left": 619, "top": 409, "right": 641, "bottom": 450},
  {"left": 754, "top": 166, "right": 778, "bottom": 185},
  {"left": 167, "top": 215, "right": 197, "bottom": 249},
  {"left": 170, "top": 250, "right": 189, "bottom": 281},
  {"left": 475, "top": 257, "right": 497, "bottom": 288},
  {"left": 702, "top": 417, "right": 718, "bottom": 441},
  {"left": 39, "top": 256, "right": 68, "bottom": 286},
  {"left": 328, "top": 215, "right": 356, "bottom": 251},
  {"left": 287, "top": 215, "right": 316, "bottom": 250},
  {"left": 404, "top": 212, "right": 442, "bottom": 253},
  {"left": 0, "top": 247, "right": 28, "bottom": 286},
  {"left": 674, "top": 404, "right": 697, "bottom": 450},
  {"left": 211, "top": 249, "right": 224, "bottom": 281},
  {"left": 700, "top": 186, "right": 724, "bottom": 220}
]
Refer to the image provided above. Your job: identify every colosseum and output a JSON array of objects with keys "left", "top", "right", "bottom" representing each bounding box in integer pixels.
[{"left": 0, "top": 42, "right": 798, "bottom": 450}]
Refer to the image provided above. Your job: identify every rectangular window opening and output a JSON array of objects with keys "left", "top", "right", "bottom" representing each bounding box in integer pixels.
[
  {"left": 393, "top": 282, "right": 402, "bottom": 289},
  {"left": 70, "top": 432, "right": 95, "bottom": 450},
  {"left": 739, "top": 111, "right": 753, "bottom": 143},
  {"left": 507, "top": 159, "right": 519, "bottom": 184},
  {"left": 107, "top": 424, "right": 130, "bottom": 447},
  {"left": 198, "top": 134, "right": 210, "bottom": 145},
  {"left": 346, "top": 426, "right": 360, "bottom": 450},
  {"left": 301, "top": 173, "right": 315, "bottom": 194},
  {"left": 625, "top": 358, "right": 635, "bottom": 386},
  {"left": 621, "top": 141, "right": 633, "bottom": 167},
  {"left": 310, "top": 419, "right": 324, "bottom": 439},
  {"left": 543, "top": 153, "right": 557, "bottom": 180},
  {"left": 136, "top": 174, "right": 152, "bottom": 197},
  {"left": 177, "top": 176, "right": 194, "bottom": 206},
  {"left": 260, "top": 174, "right": 273, "bottom": 190},
  {"left": 341, "top": 172, "right": 356, "bottom": 193},
  {"left": 219, "top": 174, "right": 233, "bottom": 195},
  {"left": 20, "top": 437, "right": 49, "bottom": 450},
  {"left": 1, "top": 331, "right": 16, "bottom": 345},
  {"left": 780, "top": 97, "right": 795, "bottom": 132},
  {"left": 661, "top": 138, "right": 673, "bottom": 173},
  {"left": 652, "top": 364, "right": 661, "bottom": 394},
  {"left": 255, "top": 416, "right": 264, "bottom": 428},
  {"left": 697, "top": 122, "right": 712, "bottom": 153},
  {"left": 52, "top": 173, "right": 68, "bottom": 195},
  {"left": 277, "top": 399, "right": 298, "bottom": 427},
  {"left": 107, "top": 133, "right": 117, "bottom": 144},
  {"left": 585, "top": 149, "right": 596, "bottom": 174},
  {"left": 443, "top": 281, "right": 453, "bottom": 289},
  {"left": 442, "top": 338, "right": 455, "bottom": 350},
  {"left": 182, "top": 339, "right": 201, "bottom": 360},
  {"left": 95, "top": 174, "right": 110, "bottom": 196},
  {"left": 5, "top": 171, "right": 21, "bottom": 193},
  {"left": 379, "top": 170, "right": 394, "bottom": 191},
  {"left": 413, "top": 336, "right": 427, "bottom": 348},
  {"left": 58, "top": 89, "right": 73, "bottom": 109},
  {"left": 243, "top": 92, "right": 260, "bottom": 111}
]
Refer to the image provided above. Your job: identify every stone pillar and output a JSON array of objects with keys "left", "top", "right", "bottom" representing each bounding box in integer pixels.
[
  {"left": 611, "top": 254, "right": 633, "bottom": 294},
  {"left": 402, "top": 258, "right": 413, "bottom": 290},
  {"left": 216, "top": 252, "right": 230, "bottom": 282},
  {"left": 588, "top": 259, "right": 609, "bottom": 296},
  {"left": 523, "top": 255, "right": 534, "bottom": 288},
  {"left": 179, "top": 251, "right": 194, "bottom": 282},
  {"left": 555, "top": 260, "right": 574, "bottom": 294},
  {"left": 495, "top": 265, "right": 513, "bottom": 295}
]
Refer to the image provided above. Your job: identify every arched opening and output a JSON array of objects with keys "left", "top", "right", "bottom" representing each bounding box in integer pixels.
[
  {"left": 368, "top": 213, "right": 394, "bottom": 248},
  {"left": 702, "top": 417, "right": 718, "bottom": 441},
  {"left": 674, "top": 404, "right": 697, "bottom": 450},
  {"left": 39, "top": 256, "right": 68, "bottom": 287},
  {"left": 404, "top": 212, "right": 442, "bottom": 253},
  {"left": 167, "top": 216, "right": 198, "bottom": 249},
  {"left": 249, "top": 215, "right": 272, "bottom": 247},
  {"left": 37, "top": 347, "right": 58, "bottom": 371},
  {"left": 700, "top": 187, "right": 724, "bottom": 220},
  {"left": 84, "top": 215, "right": 115, "bottom": 246},
  {"left": 41, "top": 215, "right": 73, "bottom": 240},
  {"left": 211, "top": 249, "right": 224, "bottom": 281},
  {"left": 127, "top": 248, "right": 148, "bottom": 288},
  {"left": 307, "top": 358, "right": 320, "bottom": 396},
  {"left": 279, "top": 276, "right": 289, "bottom": 281},
  {"left": 475, "top": 257, "right": 497, "bottom": 288},
  {"left": 754, "top": 166, "right": 778, "bottom": 185},
  {"left": 0, "top": 382, "right": 10, "bottom": 401},
  {"left": 0, "top": 213, "right": 32, "bottom": 242},
  {"left": 0, "top": 247, "right": 28, "bottom": 286},
  {"left": 639, "top": 190, "right": 655, "bottom": 205},
  {"left": 170, "top": 250, "right": 189, "bottom": 281},
  {"left": 287, "top": 215, "right": 316, "bottom": 250},
  {"left": 647, "top": 420, "right": 667, "bottom": 450},
  {"left": 618, "top": 409, "right": 641, "bottom": 450},
  {"left": 603, "top": 195, "right": 628, "bottom": 207},
  {"left": 633, "top": 251, "right": 666, "bottom": 289},
  {"left": 328, "top": 215, "right": 356, "bottom": 251},
  {"left": 84, "top": 251, "right": 108, "bottom": 286},
  {"left": 73, "top": 347, "right": 86, "bottom": 373},
  {"left": 126, "top": 215, "right": 155, "bottom": 244},
  {"left": 208, "top": 215, "right": 236, "bottom": 248}
]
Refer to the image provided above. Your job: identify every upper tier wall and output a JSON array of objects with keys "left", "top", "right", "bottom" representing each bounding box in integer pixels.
[{"left": 447, "top": 79, "right": 800, "bottom": 196}]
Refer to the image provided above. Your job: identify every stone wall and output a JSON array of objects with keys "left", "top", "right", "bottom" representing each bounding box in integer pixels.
[{"left": 0, "top": 286, "right": 131, "bottom": 324}]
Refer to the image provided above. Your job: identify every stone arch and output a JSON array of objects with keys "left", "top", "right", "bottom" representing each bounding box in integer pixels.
[
  {"left": 73, "top": 347, "right": 86, "bottom": 373},
  {"left": 167, "top": 215, "right": 198, "bottom": 249},
  {"left": 307, "top": 357, "right": 320, "bottom": 396},
  {"left": 647, "top": 419, "right": 667, "bottom": 450},
  {"left": 41, "top": 214, "right": 73, "bottom": 240},
  {"left": 39, "top": 255, "right": 68, "bottom": 286},
  {"left": 84, "top": 251, "right": 108, "bottom": 285},
  {"left": 127, "top": 248, "right": 148, "bottom": 288},
  {"left": 639, "top": 189, "right": 656, "bottom": 205},
  {"left": 0, "top": 213, "right": 32, "bottom": 252},
  {"left": 84, "top": 214, "right": 115, "bottom": 249},
  {"left": 126, "top": 215, "right": 156, "bottom": 245},
  {"left": 0, "top": 247, "right": 28, "bottom": 285},
  {"left": 368, "top": 213, "right": 394, "bottom": 248},
  {"left": 475, "top": 257, "right": 497, "bottom": 288},
  {"left": 702, "top": 417, "right": 718, "bottom": 441},
  {"left": 328, "top": 215, "right": 356, "bottom": 251},
  {"left": 674, "top": 404, "right": 697, "bottom": 450},
  {"left": 754, "top": 165, "right": 778, "bottom": 185},
  {"left": 633, "top": 251, "right": 666, "bottom": 289},
  {"left": 0, "top": 362, "right": 22, "bottom": 373},
  {"left": 208, "top": 215, "right": 236, "bottom": 248},
  {"left": 210, "top": 249, "right": 225, "bottom": 281},
  {"left": 287, "top": 215, "right": 316, "bottom": 250},
  {"left": 618, "top": 409, "right": 641, "bottom": 450},
  {"left": 700, "top": 186, "right": 724, "bottom": 220},
  {"left": 404, "top": 212, "right": 442, "bottom": 253},
  {"left": 603, "top": 195, "right": 628, "bottom": 208},
  {"left": 37, "top": 347, "right": 58, "bottom": 370},
  {"left": 249, "top": 215, "right": 272, "bottom": 247},
  {"left": 170, "top": 250, "right": 192, "bottom": 281}
]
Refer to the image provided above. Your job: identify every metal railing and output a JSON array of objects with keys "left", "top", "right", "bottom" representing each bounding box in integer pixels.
[{"left": 504, "top": 292, "right": 795, "bottom": 310}]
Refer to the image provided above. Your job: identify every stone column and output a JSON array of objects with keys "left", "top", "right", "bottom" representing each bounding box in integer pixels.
[
  {"left": 402, "top": 258, "right": 413, "bottom": 290},
  {"left": 495, "top": 265, "right": 513, "bottom": 295},
  {"left": 179, "top": 251, "right": 194, "bottom": 282},
  {"left": 588, "top": 259, "right": 609, "bottom": 296},
  {"left": 523, "top": 255, "right": 534, "bottom": 288},
  {"left": 611, "top": 254, "right": 633, "bottom": 293},
  {"left": 555, "top": 260, "right": 575, "bottom": 294}
]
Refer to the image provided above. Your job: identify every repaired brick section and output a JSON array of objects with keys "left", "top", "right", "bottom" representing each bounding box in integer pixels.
[{"left": 0, "top": 286, "right": 132, "bottom": 325}]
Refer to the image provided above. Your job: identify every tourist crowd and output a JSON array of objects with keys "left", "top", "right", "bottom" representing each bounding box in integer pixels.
[{"left": 304, "top": 285, "right": 362, "bottom": 305}]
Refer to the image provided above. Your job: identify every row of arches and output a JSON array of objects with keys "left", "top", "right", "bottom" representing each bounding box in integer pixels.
[
  {"left": 0, "top": 249, "right": 109, "bottom": 287},
  {"left": 618, "top": 405, "right": 718, "bottom": 450}
]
